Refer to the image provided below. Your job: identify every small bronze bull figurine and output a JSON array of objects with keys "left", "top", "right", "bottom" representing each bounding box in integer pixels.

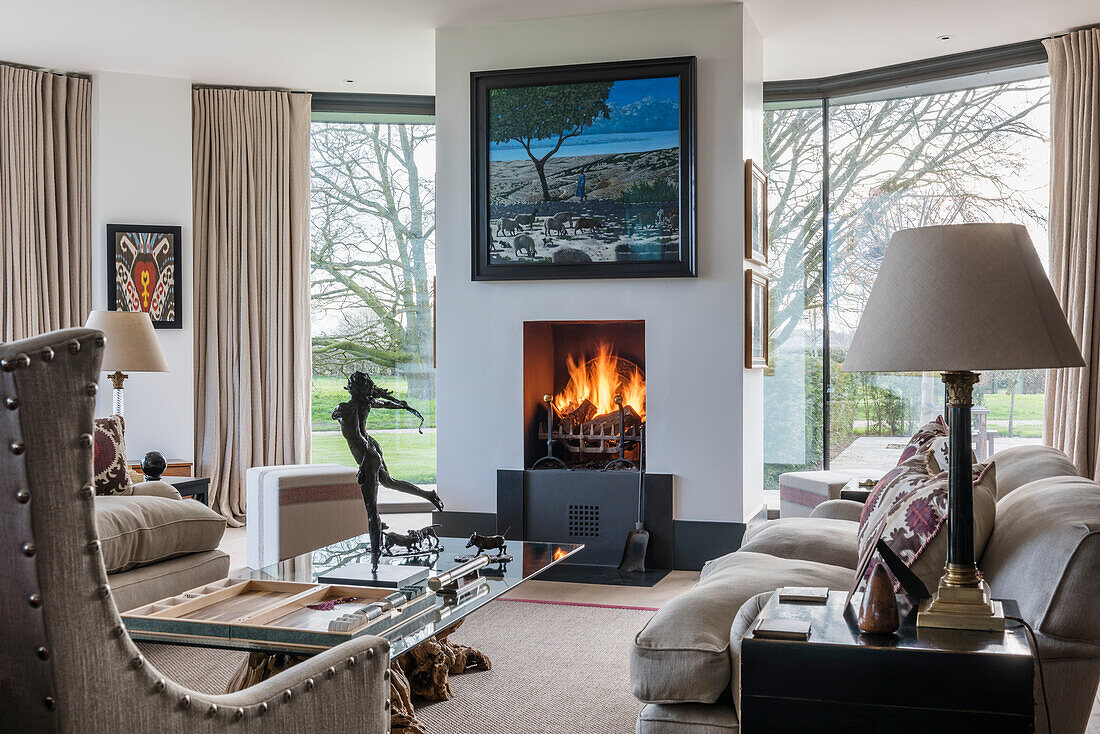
[{"left": 465, "top": 529, "right": 510, "bottom": 557}]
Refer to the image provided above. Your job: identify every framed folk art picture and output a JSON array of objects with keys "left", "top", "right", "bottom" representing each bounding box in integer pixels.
[
  {"left": 471, "top": 56, "right": 697, "bottom": 280},
  {"left": 106, "top": 224, "right": 183, "bottom": 329},
  {"left": 745, "top": 268, "right": 770, "bottom": 369},
  {"left": 745, "top": 159, "right": 768, "bottom": 264}
]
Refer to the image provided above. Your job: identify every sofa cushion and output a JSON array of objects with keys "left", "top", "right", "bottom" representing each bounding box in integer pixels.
[
  {"left": 631, "top": 552, "right": 853, "bottom": 705},
  {"left": 739, "top": 518, "right": 858, "bottom": 570},
  {"left": 728, "top": 591, "right": 771, "bottom": 720},
  {"left": 93, "top": 414, "right": 133, "bottom": 496},
  {"left": 637, "top": 701, "right": 739, "bottom": 733},
  {"left": 988, "top": 444, "right": 1078, "bottom": 499},
  {"left": 94, "top": 495, "right": 226, "bottom": 574},
  {"left": 982, "top": 475, "right": 1100, "bottom": 641},
  {"left": 857, "top": 451, "right": 933, "bottom": 547}
]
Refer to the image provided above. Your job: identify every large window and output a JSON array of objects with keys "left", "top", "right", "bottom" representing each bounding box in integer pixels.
[
  {"left": 309, "top": 104, "right": 437, "bottom": 488},
  {"left": 764, "top": 68, "right": 1049, "bottom": 486}
]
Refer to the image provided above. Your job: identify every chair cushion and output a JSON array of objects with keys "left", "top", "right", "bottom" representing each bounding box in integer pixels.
[
  {"left": 630, "top": 552, "right": 853, "bottom": 705},
  {"left": 94, "top": 495, "right": 226, "bottom": 573},
  {"left": 93, "top": 414, "right": 133, "bottom": 495},
  {"left": 739, "top": 518, "right": 858, "bottom": 570}
]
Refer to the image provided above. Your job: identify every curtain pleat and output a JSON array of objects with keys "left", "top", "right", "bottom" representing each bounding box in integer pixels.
[
  {"left": 192, "top": 87, "right": 312, "bottom": 525},
  {"left": 0, "top": 64, "right": 91, "bottom": 341},
  {"left": 1043, "top": 29, "right": 1100, "bottom": 479}
]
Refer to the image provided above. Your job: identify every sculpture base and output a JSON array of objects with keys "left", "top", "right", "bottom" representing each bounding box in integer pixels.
[
  {"left": 319, "top": 562, "right": 431, "bottom": 589},
  {"left": 917, "top": 578, "right": 1005, "bottom": 632}
]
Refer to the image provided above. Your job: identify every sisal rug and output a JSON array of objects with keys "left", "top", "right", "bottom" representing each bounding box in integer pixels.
[{"left": 138, "top": 599, "right": 654, "bottom": 734}]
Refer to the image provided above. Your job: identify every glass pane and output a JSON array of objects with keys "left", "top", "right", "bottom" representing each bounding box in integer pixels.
[
  {"left": 826, "top": 78, "right": 1049, "bottom": 474},
  {"left": 309, "top": 119, "right": 437, "bottom": 489},
  {"left": 763, "top": 103, "right": 825, "bottom": 489}
]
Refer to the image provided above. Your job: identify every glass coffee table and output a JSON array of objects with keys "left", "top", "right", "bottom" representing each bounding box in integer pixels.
[
  {"left": 233, "top": 534, "right": 583, "bottom": 658},
  {"left": 125, "top": 534, "right": 582, "bottom": 729}
]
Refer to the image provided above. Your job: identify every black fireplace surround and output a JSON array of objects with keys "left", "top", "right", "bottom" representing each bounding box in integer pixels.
[{"left": 497, "top": 469, "right": 673, "bottom": 568}]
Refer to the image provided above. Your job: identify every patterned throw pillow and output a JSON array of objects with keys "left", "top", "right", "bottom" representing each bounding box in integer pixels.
[
  {"left": 93, "top": 415, "right": 133, "bottom": 496},
  {"left": 896, "top": 416, "right": 948, "bottom": 465},
  {"left": 860, "top": 462, "right": 997, "bottom": 593},
  {"left": 857, "top": 451, "right": 932, "bottom": 549}
]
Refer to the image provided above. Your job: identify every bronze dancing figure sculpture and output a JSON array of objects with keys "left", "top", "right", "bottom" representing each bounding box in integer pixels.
[{"left": 333, "top": 372, "right": 444, "bottom": 572}]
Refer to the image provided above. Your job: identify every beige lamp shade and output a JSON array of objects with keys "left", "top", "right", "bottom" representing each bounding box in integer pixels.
[
  {"left": 83, "top": 311, "right": 170, "bottom": 372},
  {"left": 842, "top": 223, "right": 1084, "bottom": 373}
]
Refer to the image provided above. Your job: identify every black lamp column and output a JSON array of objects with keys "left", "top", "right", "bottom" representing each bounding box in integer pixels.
[{"left": 943, "top": 370, "right": 980, "bottom": 586}]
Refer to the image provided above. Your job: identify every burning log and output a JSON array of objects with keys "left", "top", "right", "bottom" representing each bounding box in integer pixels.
[
  {"left": 558, "top": 399, "right": 596, "bottom": 430},
  {"left": 582, "top": 405, "right": 642, "bottom": 435}
]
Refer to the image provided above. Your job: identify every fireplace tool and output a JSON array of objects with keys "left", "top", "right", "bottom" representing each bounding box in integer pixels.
[
  {"left": 532, "top": 393, "right": 569, "bottom": 470},
  {"left": 618, "top": 423, "right": 649, "bottom": 573}
]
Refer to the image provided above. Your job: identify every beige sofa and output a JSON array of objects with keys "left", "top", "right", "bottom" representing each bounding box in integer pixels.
[
  {"left": 96, "top": 481, "right": 229, "bottom": 611},
  {"left": 631, "top": 445, "right": 1100, "bottom": 733}
]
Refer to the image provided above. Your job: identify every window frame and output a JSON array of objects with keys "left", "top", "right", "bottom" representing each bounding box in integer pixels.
[{"left": 763, "top": 40, "right": 1049, "bottom": 469}]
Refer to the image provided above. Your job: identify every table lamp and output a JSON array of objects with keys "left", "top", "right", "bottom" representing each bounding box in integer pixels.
[
  {"left": 83, "top": 311, "right": 169, "bottom": 416},
  {"left": 842, "top": 223, "right": 1083, "bottom": 631}
]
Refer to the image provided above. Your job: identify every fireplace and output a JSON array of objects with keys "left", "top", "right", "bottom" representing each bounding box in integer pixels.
[
  {"left": 522, "top": 320, "right": 645, "bottom": 470},
  {"left": 500, "top": 320, "right": 673, "bottom": 571}
]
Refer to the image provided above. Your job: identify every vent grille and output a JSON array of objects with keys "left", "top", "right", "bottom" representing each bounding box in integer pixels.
[{"left": 568, "top": 505, "right": 600, "bottom": 537}]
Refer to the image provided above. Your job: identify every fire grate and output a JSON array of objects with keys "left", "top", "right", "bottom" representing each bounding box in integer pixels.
[{"left": 568, "top": 505, "right": 600, "bottom": 537}]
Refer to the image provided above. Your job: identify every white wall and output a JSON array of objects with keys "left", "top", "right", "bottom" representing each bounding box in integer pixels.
[
  {"left": 91, "top": 72, "right": 194, "bottom": 462},
  {"left": 436, "top": 4, "right": 765, "bottom": 524},
  {"left": 741, "top": 11, "right": 766, "bottom": 521}
]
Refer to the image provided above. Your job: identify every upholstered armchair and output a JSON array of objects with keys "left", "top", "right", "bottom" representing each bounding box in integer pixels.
[{"left": 0, "top": 328, "right": 390, "bottom": 732}]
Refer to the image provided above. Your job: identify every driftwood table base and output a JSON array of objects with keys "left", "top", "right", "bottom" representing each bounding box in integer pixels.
[{"left": 224, "top": 621, "right": 491, "bottom": 734}]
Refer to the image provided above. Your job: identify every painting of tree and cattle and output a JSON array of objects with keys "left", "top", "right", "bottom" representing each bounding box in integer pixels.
[{"left": 472, "top": 57, "right": 696, "bottom": 280}]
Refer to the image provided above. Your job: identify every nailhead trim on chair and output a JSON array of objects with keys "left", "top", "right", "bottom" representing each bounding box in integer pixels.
[
  {"left": 94, "top": 335, "right": 106, "bottom": 348},
  {"left": 28, "top": 593, "right": 41, "bottom": 608},
  {"left": 113, "top": 625, "right": 125, "bottom": 639},
  {"left": 153, "top": 679, "right": 165, "bottom": 693},
  {"left": 4, "top": 396, "right": 18, "bottom": 409},
  {"left": 67, "top": 340, "right": 81, "bottom": 354},
  {"left": 43, "top": 696, "right": 55, "bottom": 710},
  {"left": 327, "top": 666, "right": 336, "bottom": 679},
  {"left": 206, "top": 704, "right": 218, "bottom": 718},
  {"left": 1, "top": 353, "right": 30, "bottom": 371},
  {"left": 22, "top": 542, "right": 36, "bottom": 556},
  {"left": 10, "top": 440, "right": 25, "bottom": 455},
  {"left": 234, "top": 707, "right": 244, "bottom": 721},
  {"left": 179, "top": 695, "right": 191, "bottom": 709},
  {"left": 85, "top": 382, "right": 97, "bottom": 396},
  {"left": 131, "top": 655, "right": 144, "bottom": 669},
  {"left": 305, "top": 678, "right": 314, "bottom": 690},
  {"left": 97, "top": 585, "right": 110, "bottom": 599},
  {"left": 80, "top": 484, "right": 93, "bottom": 499},
  {"left": 16, "top": 490, "right": 29, "bottom": 503},
  {"left": 40, "top": 347, "right": 54, "bottom": 362},
  {"left": 347, "top": 656, "right": 356, "bottom": 668},
  {"left": 36, "top": 646, "right": 49, "bottom": 660},
  {"left": 283, "top": 689, "right": 292, "bottom": 702},
  {"left": 79, "top": 433, "right": 92, "bottom": 448},
  {"left": 366, "top": 648, "right": 374, "bottom": 660},
  {"left": 258, "top": 702, "right": 268, "bottom": 715},
  {"left": 87, "top": 540, "right": 100, "bottom": 554}
]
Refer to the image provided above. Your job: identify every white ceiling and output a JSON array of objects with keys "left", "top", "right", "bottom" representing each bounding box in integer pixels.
[{"left": 0, "top": 0, "right": 1096, "bottom": 92}]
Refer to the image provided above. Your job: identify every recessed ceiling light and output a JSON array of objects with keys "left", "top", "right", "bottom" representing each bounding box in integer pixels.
[{"left": 937, "top": 34, "right": 953, "bottom": 41}]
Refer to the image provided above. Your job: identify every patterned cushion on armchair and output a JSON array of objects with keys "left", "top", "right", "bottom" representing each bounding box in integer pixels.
[{"left": 93, "top": 414, "right": 133, "bottom": 495}]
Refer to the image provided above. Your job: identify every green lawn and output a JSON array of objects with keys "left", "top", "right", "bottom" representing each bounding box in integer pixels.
[
  {"left": 311, "top": 430, "right": 437, "bottom": 485},
  {"left": 311, "top": 375, "right": 436, "bottom": 432},
  {"left": 979, "top": 391, "right": 1043, "bottom": 421}
]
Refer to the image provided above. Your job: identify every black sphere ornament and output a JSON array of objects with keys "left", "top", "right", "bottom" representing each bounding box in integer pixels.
[{"left": 141, "top": 451, "right": 168, "bottom": 481}]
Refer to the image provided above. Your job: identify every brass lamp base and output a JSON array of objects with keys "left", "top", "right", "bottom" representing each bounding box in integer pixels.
[{"left": 917, "top": 563, "right": 1005, "bottom": 632}]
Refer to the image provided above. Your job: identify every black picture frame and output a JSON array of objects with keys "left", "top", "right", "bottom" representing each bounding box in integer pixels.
[
  {"left": 471, "top": 56, "right": 697, "bottom": 281},
  {"left": 106, "top": 223, "right": 183, "bottom": 329}
]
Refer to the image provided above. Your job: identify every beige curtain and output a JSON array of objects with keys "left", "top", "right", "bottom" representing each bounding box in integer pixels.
[
  {"left": 0, "top": 63, "right": 91, "bottom": 342},
  {"left": 1044, "top": 29, "right": 1100, "bottom": 479},
  {"left": 192, "top": 88, "right": 312, "bottom": 525}
]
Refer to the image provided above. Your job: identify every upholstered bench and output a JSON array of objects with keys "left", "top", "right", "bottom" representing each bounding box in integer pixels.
[
  {"left": 246, "top": 463, "right": 437, "bottom": 568},
  {"left": 777, "top": 469, "right": 871, "bottom": 517}
]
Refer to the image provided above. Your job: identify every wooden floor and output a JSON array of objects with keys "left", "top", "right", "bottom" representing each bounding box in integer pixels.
[{"left": 217, "top": 526, "right": 1100, "bottom": 730}]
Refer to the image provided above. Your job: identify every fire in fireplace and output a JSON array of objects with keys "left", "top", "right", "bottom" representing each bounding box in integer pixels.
[{"left": 523, "top": 320, "right": 645, "bottom": 470}]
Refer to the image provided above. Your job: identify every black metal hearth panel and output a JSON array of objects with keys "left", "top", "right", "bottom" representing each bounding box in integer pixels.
[{"left": 497, "top": 469, "right": 673, "bottom": 568}]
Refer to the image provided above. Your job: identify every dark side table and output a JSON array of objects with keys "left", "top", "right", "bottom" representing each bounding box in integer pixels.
[
  {"left": 740, "top": 590, "right": 1035, "bottom": 733},
  {"left": 158, "top": 476, "right": 211, "bottom": 507}
]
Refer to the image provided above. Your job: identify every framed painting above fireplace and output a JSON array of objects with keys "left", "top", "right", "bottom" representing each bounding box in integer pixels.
[{"left": 471, "top": 56, "right": 697, "bottom": 281}]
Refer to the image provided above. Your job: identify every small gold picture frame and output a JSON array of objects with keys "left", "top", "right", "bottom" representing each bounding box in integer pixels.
[
  {"left": 745, "top": 269, "right": 769, "bottom": 369},
  {"left": 745, "top": 160, "right": 768, "bottom": 264}
]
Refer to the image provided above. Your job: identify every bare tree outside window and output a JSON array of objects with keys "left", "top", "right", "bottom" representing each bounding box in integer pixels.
[
  {"left": 764, "top": 77, "right": 1050, "bottom": 487},
  {"left": 309, "top": 120, "right": 437, "bottom": 486}
]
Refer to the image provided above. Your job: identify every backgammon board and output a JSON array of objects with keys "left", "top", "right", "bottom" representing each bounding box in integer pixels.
[{"left": 123, "top": 578, "right": 435, "bottom": 655}]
